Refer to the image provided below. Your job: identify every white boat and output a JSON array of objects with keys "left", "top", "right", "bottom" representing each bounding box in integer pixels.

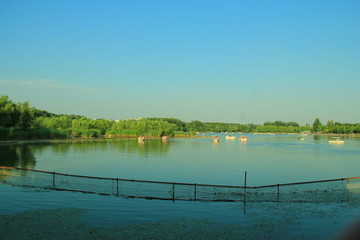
[
  {"left": 239, "top": 136, "right": 247, "bottom": 142},
  {"left": 298, "top": 137, "right": 304, "bottom": 141},
  {"left": 138, "top": 135, "right": 145, "bottom": 143},
  {"left": 211, "top": 136, "right": 219, "bottom": 143},
  {"left": 225, "top": 135, "right": 236, "bottom": 140},
  {"left": 328, "top": 137, "right": 344, "bottom": 144}
]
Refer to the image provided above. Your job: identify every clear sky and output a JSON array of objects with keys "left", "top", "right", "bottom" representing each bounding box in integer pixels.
[{"left": 1, "top": 0, "right": 359, "bottom": 125}]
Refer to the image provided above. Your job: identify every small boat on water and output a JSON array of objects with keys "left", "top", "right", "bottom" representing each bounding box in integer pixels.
[
  {"left": 239, "top": 136, "right": 247, "bottom": 142},
  {"left": 225, "top": 135, "right": 236, "bottom": 140},
  {"left": 161, "top": 136, "right": 169, "bottom": 143},
  {"left": 211, "top": 136, "right": 219, "bottom": 143},
  {"left": 138, "top": 135, "right": 145, "bottom": 143},
  {"left": 328, "top": 137, "right": 344, "bottom": 144},
  {"left": 298, "top": 137, "right": 304, "bottom": 141}
]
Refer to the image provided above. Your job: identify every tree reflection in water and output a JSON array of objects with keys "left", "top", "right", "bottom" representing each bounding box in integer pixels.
[
  {"left": 124, "top": 139, "right": 170, "bottom": 156},
  {"left": 0, "top": 145, "right": 37, "bottom": 169},
  {"left": 0, "top": 139, "right": 171, "bottom": 170}
]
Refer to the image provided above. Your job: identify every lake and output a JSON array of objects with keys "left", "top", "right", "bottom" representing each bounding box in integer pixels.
[{"left": 1, "top": 134, "right": 360, "bottom": 239}]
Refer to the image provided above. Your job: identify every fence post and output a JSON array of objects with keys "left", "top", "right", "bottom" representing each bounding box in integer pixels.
[
  {"left": 52, "top": 172, "right": 56, "bottom": 188},
  {"left": 116, "top": 178, "right": 119, "bottom": 197},
  {"left": 194, "top": 183, "right": 197, "bottom": 202},
  {"left": 172, "top": 182, "right": 175, "bottom": 202},
  {"left": 243, "top": 171, "right": 247, "bottom": 203}
]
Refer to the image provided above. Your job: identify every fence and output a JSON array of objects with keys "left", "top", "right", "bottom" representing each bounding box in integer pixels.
[{"left": 1, "top": 167, "right": 360, "bottom": 203}]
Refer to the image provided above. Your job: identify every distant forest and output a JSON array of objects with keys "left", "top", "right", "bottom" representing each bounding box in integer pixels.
[{"left": 0, "top": 95, "right": 359, "bottom": 140}]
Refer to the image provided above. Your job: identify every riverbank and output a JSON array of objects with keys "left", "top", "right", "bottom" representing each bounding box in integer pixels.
[
  {"left": 1, "top": 132, "right": 358, "bottom": 147},
  {"left": 0, "top": 137, "right": 128, "bottom": 147},
  {"left": 252, "top": 132, "right": 360, "bottom": 138},
  {"left": 0, "top": 135, "right": 202, "bottom": 147}
]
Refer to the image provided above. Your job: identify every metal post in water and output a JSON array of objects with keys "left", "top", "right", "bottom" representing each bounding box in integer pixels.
[
  {"left": 243, "top": 202, "right": 246, "bottom": 215},
  {"left": 52, "top": 172, "right": 55, "bottom": 188},
  {"left": 277, "top": 184, "right": 280, "bottom": 201},
  {"left": 243, "top": 171, "right": 247, "bottom": 203},
  {"left": 243, "top": 171, "right": 247, "bottom": 215},
  {"left": 116, "top": 178, "right": 119, "bottom": 197},
  {"left": 173, "top": 182, "right": 175, "bottom": 202},
  {"left": 194, "top": 183, "right": 197, "bottom": 201}
]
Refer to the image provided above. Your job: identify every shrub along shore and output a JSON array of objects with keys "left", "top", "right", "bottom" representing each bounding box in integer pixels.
[{"left": 1, "top": 95, "right": 359, "bottom": 141}]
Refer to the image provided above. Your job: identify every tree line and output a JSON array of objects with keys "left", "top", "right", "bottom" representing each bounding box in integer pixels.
[
  {"left": 0, "top": 96, "right": 194, "bottom": 140},
  {"left": 311, "top": 118, "right": 360, "bottom": 134},
  {"left": 0, "top": 96, "right": 359, "bottom": 140}
]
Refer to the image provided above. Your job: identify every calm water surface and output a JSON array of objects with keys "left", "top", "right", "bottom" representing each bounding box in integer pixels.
[{"left": 1, "top": 134, "right": 360, "bottom": 239}]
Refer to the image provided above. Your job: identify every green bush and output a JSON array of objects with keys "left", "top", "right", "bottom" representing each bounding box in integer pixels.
[
  {"left": 81, "top": 129, "right": 101, "bottom": 137},
  {"left": 105, "top": 129, "right": 138, "bottom": 136},
  {"left": 173, "top": 131, "right": 195, "bottom": 137}
]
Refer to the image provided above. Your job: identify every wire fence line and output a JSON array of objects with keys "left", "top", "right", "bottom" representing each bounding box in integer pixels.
[{"left": 1, "top": 166, "right": 360, "bottom": 203}]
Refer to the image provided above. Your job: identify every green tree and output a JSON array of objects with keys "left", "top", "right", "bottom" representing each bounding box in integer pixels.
[
  {"left": 327, "top": 120, "right": 334, "bottom": 127},
  {"left": 187, "top": 120, "right": 204, "bottom": 132},
  {"left": 312, "top": 118, "right": 322, "bottom": 133},
  {"left": 0, "top": 95, "right": 21, "bottom": 127},
  {"left": 17, "top": 102, "right": 33, "bottom": 130},
  {"left": 147, "top": 118, "right": 187, "bottom": 131},
  {"left": 92, "top": 119, "right": 113, "bottom": 134},
  {"left": 286, "top": 121, "right": 299, "bottom": 127},
  {"left": 72, "top": 117, "right": 91, "bottom": 130}
]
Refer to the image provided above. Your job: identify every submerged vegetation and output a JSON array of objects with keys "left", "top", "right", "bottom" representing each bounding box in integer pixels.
[{"left": 0, "top": 95, "right": 359, "bottom": 140}]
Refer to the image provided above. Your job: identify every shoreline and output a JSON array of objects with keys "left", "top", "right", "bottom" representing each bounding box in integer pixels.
[
  {"left": 0, "top": 135, "right": 200, "bottom": 146},
  {"left": 0, "top": 133, "right": 357, "bottom": 147}
]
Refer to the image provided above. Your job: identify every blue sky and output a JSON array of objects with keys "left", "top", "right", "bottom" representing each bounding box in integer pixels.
[{"left": 1, "top": 0, "right": 359, "bottom": 125}]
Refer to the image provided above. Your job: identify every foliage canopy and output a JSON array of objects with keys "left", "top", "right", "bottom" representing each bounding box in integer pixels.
[{"left": 0, "top": 95, "right": 359, "bottom": 140}]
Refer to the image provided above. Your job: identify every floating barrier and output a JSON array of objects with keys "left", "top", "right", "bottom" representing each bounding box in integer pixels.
[{"left": 1, "top": 167, "right": 360, "bottom": 203}]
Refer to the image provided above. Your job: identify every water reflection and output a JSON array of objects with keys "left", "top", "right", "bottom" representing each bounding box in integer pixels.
[
  {"left": 49, "top": 143, "right": 72, "bottom": 154},
  {"left": 0, "top": 145, "right": 37, "bottom": 169},
  {"left": 39, "top": 139, "right": 170, "bottom": 156},
  {"left": 117, "top": 139, "right": 170, "bottom": 156},
  {"left": 1, "top": 135, "right": 359, "bottom": 186},
  {"left": 313, "top": 135, "right": 322, "bottom": 141},
  {"left": 57, "top": 139, "right": 112, "bottom": 153},
  {"left": 239, "top": 142, "right": 247, "bottom": 152},
  {"left": 0, "top": 139, "right": 172, "bottom": 173}
]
